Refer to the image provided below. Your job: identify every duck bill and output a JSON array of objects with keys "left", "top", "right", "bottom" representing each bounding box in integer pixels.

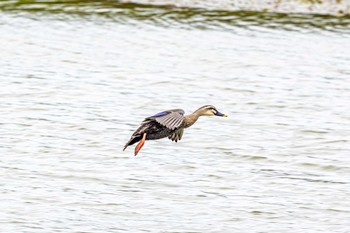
[{"left": 215, "top": 111, "right": 228, "bottom": 117}]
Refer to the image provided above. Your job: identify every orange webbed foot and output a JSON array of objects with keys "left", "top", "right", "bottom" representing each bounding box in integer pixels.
[{"left": 134, "top": 133, "right": 147, "bottom": 156}]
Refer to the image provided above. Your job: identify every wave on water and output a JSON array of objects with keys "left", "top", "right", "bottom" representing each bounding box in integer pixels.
[
  {"left": 118, "top": 0, "right": 350, "bottom": 16},
  {"left": 1, "top": 0, "right": 350, "bottom": 15},
  {"left": 1, "top": 0, "right": 350, "bottom": 31}
]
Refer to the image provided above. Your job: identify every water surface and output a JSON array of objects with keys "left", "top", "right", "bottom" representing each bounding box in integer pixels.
[{"left": 1, "top": 1, "right": 350, "bottom": 232}]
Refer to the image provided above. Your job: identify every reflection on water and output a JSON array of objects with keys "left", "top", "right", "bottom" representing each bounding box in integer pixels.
[
  {"left": 1, "top": 0, "right": 350, "bottom": 31},
  {"left": 1, "top": 0, "right": 350, "bottom": 15},
  {"left": 1, "top": 1, "right": 350, "bottom": 233}
]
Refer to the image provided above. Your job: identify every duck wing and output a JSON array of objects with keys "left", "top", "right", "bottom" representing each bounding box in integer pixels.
[
  {"left": 168, "top": 128, "right": 184, "bottom": 142},
  {"left": 145, "top": 109, "right": 185, "bottom": 130}
]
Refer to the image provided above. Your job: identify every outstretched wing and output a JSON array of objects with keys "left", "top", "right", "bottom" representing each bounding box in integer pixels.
[{"left": 145, "top": 109, "right": 185, "bottom": 130}]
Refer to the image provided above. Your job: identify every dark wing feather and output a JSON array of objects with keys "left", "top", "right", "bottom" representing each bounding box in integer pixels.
[{"left": 146, "top": 109, "right": 185, "bottom": 130}]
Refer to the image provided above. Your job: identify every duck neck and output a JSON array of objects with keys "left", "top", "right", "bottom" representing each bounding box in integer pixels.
[{"left": 183, "top": 111, "right": 201, "bottom": 128}]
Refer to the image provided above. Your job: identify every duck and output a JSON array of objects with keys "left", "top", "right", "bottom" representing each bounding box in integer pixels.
[{"left": 123, "top": 105, "right": 227, "bottom": 156}]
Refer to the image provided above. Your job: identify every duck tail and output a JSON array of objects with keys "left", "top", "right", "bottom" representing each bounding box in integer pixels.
[
  {"left": 123, "top": 135, "right": 141, "bottom": 151},
  {"left": 123, "top": 143, "right": 129, "bottom": 151}
]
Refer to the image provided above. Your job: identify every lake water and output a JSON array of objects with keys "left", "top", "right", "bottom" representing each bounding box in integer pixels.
[{"left": 1, "top": 1, "right": 350, "bottom": 232}]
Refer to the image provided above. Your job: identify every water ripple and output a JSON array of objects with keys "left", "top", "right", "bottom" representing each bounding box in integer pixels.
[
  {"left": 1, "top": 0, "right": 350, "bottom": 32},
  {"left": 1, "top": 2, "right": 350, "bottom": 233}
]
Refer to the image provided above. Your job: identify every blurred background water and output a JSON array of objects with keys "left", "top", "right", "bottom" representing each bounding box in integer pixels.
[{"left": 1, "top": 0, "right": 350, "bottom": 232}]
